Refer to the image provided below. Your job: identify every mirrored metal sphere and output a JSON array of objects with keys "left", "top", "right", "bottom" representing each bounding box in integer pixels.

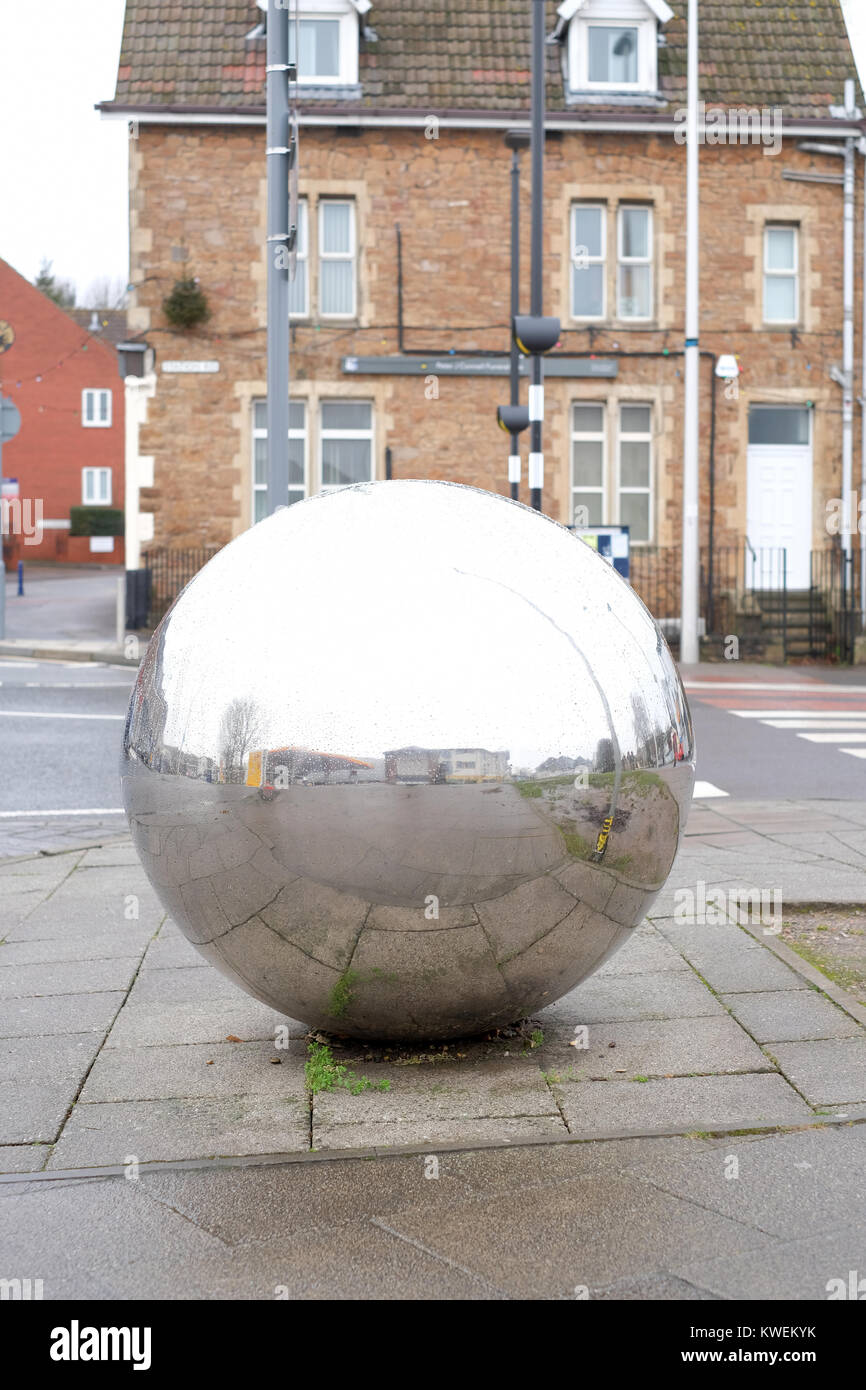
[{"left": 122, "top": 480, "right": 695, "bottom": 1040}]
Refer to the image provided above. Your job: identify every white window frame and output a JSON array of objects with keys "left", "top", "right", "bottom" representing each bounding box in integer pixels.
[
  {"left": 570, "top": 203, "right": 607, "bottom": 321},
  {"left": 82, "top": 466, "right": 112, "bottom": 506},
  {"left": 251, "top": 400, "right": 308, "bottom": 523},
  {"left": 290, "top": 5, "right": 359, "bottom": 86},
  {"left": 319, "top": 400, "right": 374, "bottom": 493},
  {"left": 616, "top": 401, "right": 653, "bottom": 544},
  {"left": 617, "top": 205, "right": 653, "bottom": 321},
  {"left": 571, "top": 402, "right": 607, "bottom": 527},
  {"left": 763, "top": 224, "right": 800, "bottom": 326},
  {"left": 289, "top": 198, "right": 309, "bottom": 319},
  {"left": 82, "top": 388, "right": 112, "bottom": 428},
  {"left": 318, "top": 199, "right": 357, "bottom": 319},
  {"left": 569, "top": 15, "right": 657, "bottom": 94}
]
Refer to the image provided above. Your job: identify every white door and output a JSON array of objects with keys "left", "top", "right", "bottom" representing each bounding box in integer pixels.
[{"left": 746, "top": 443, "right": 812, "bottom": 589}]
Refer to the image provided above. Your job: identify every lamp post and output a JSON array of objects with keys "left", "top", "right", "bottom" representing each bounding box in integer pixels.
[
  {"left": 266, "top": 0, "right": 291, "bottom": 516},
  {"left": 510, "top": 3, "right": 559, "bottom": 511},
  {"left": 528, "top": 0, "right": 545, "bottom": 512},
  {"left": 679, "top": 0, "right": 701, "bottom": 665},
  {"left": 500, "top": 129, "right": 531, "bottom": 499}
]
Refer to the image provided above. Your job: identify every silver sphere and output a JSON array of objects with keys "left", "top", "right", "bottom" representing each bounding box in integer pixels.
[{"left": 122, "top": 480, "right": 694, "bottom": 1040}]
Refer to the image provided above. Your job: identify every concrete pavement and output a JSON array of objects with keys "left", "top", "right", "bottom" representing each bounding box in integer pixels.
[
  {"left": 1, "top": 798, "right": 865, "bottom": 1296},
  {"left": 3, "top": 654, "right": 866, "bottom": 1297}
]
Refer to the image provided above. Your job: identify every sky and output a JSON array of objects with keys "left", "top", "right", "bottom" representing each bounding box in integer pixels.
[{"left": 0, "top": 1, "right": 865, "bottom": 305}]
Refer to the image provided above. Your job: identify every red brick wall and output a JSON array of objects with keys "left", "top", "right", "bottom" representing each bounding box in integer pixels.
[{"left": 0, "top": 259, "right": 124, "bottom": 568}]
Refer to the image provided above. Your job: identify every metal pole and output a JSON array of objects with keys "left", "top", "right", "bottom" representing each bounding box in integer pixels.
[
  {"left": 266, "top": 0, "right": 290, "bottom": 515},
  {"left": 0, "top": 435, "right": 5, "bottom": 639},
  {"left": 528, "top": 0, "right": 545, "bottom": 513},
  {"left": 509, "top": 145, "right": 521, "bottom": 501},
  {"left": 679, "top": 0, "right": 701, "bottom": 665},
  {"left": 861, "top": 136, "right": 866, "bottom": 623},
  {"left": 842, "top": 78, "right": 855, "bottom": 566}
]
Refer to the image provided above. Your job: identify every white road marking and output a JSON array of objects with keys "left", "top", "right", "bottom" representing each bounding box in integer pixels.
[
  {"left": 0, "top": 808, "right": 125, "bottom": 818},
  {"left": 840, "top": 749, "right": 866, "bottom": 759},
  {"left": 797, "top": 732, "right": 866, "bottom": 743},
  {"left": 693, "top": 780, "right": 729, "bottom": 798},
  {"left": 0, "top": 682, "right": 132, "bottom": 689},
  {"left": 763, "top": 719, "right": 866, "bottom": 731},
  {"left": 730, "top": 709, "right": 866, "bottom": 719},
  {"left": 685, "top": 681, "right": 866, "bottom": 693},
  {"left": 0, "top": 710, "right": 125, "bottom": 720}
]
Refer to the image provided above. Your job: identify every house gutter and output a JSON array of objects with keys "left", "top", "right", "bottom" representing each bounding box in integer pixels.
[{"left": 95, "top": 103, "right": 864, "bottom": 140}]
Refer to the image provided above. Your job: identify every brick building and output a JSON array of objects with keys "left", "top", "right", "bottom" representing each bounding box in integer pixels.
[
  {"left": 100, "top": 0, "right": 866, "bottom": 637},
  {"left": 0, "top": 258, "right": 126, "bottom": 567}
]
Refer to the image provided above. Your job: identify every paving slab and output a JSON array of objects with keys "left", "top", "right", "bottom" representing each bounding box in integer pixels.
[
  {"left": 0, "top": 1144, "right": 47, "bottom": 1173},
  {"left": 47, "top": 1096, "right": 310, "bottom": 1168},
  {"left": 620, "top": 1125, "right": 866, "bottom": 1241},
  {"left": 103, "top": 961, "right": 307, "bottom": 1047},
  {"left": 0, "top": 933, "right": 151, "bottom": 966},
  {"left": 542, "top": 1016, "right": 770, "bottom": 1080},
  {"left": 314, "top": 1058, "right": 558, "bottom": 1130},
  {"left": 137, "top": 925, "right": 208, "bottom": 971},
  {"left": 767, "top": 1037, "right": 866, "bottom": 1105},
  {"left": 655, "top": 929, "right": 808, "bottom": 993},
  {"left": 720, "top": 989, "right": 863, "bottom": 1043},
  {"left": 592, "top": 926, "right": 692, "bottom": 976},
  {"left": 0, "top": 957, "right": 140, "bottom": 999},
  {"left": 539, "top": 969, "right": 726, "bottom": 1028},
  {"left": 673, "top": 1224, "right": 866, "bottom": 1301},
  {"left": 84, "top": 1218, "right": 497, "bottom": 1301},
  {"left": 0, "top": 990, "right": 124, "bottom": 1039},
  {"left": 314, "top": 1115, "right": 568, "bottom": 1152},
  {"left": 553, "top": 1072, "right": 813, "bottom": 1136},
  {"left": 79, "top": 1040, "right": 307, "bottom": 1104},
  {"left": 0, "top": 1080, "right": 80, "bottom": 1144},
  {"left": 0, "top": 1176, "right": 229, "bottom": 1297},
  {"left": 374, "top": 1172, "right": 774, "bottom": 1299}
]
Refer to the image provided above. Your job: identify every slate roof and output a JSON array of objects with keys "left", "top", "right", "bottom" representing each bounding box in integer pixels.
[
  {"left": 101, "top": 0, "right": 862, "bottom": 122},
  {"left": 67, "top": 309, "right": 130, "bottom": 348}
]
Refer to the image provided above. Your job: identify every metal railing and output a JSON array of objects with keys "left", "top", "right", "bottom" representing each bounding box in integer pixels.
[
  {"left": 139, "top": 545, "right": 221, "bottom": 629},
  {"left": 630, "top": 543, "right": 860, "bottom": 662}
]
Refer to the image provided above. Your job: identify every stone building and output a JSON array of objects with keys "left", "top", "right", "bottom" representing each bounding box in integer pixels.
[{"left": 100, "top": 0, "right": 865, "bottom": 633}]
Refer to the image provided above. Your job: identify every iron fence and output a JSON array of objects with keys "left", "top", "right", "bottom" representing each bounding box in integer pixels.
[
  {"left": 630, "top": 542, "right": 861, "bottom": 662},
  {"left": 139, "top": 546, "right": 221, "bottom": 629}
]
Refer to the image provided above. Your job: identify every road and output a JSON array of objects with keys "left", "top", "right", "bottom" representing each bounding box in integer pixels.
[
  {"left": 0, "top": 657, "right": 134, "bottom": 855},
  {"left": 0, "top": 657, "right": 864, "bottom": 856},
  {"left": 681, "top": 665, "right": 866, "bottom": 801},
  {"left": 2, "top": 564, "right": 123, "bottom": 641}
]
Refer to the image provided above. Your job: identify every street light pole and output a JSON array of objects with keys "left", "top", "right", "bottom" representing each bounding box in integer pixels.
[
  {"left": 529, "top": 0, "right": 545, "bottom": 512},
  {"left": 266, "top": 0, "right": 290, "bottom": 516},
  {"left": 679, "top": 0, "right": 701, "bottom": 665},
  {"left": 509, "top": 141, "right": 522, "bottom": 501}
]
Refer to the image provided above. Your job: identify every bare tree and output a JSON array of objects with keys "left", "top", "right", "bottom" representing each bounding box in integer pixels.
[
  {"left": 79, "top": 275, "right": 129, "bottom": 310},
  {"left": 218, "top": 698, "right": 263, "bottom": 783}
]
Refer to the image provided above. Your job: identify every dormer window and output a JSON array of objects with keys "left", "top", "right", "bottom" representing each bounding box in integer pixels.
[
  {"left": 283, "top": 0, "right": 368, "bottom": 87},
  {"left": 555, "top": 0, "right": 673, "bottom": 98},
  {"left": 257, "top": 0, "right": 368, "bottom": 86},
  {"left": 588, "top": 26, "right": 638, "bottom": 86}
]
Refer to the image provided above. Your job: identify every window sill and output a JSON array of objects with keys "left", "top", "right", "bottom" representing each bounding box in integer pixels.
[{"left": 564, "top": 89, "right": 666, "bottom": 108}]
